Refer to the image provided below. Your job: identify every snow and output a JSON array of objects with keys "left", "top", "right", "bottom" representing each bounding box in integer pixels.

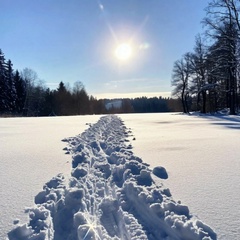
[
  {"left": 152, "top": 166, "right": 168, "bottom": 179},
  {"left": 120, "top": 113, "right": 240, "bottom": 240},
  {"left": 0, "top": 115, "right": 100, "bottom": 240},
  {"left": 1, "top": 113, "right": 239, "bottom": 239}
]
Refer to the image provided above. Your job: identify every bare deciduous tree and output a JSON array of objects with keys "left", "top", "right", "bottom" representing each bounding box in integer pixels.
[{"left": 171, "top": 53, "right": 192, "bottom": 113}]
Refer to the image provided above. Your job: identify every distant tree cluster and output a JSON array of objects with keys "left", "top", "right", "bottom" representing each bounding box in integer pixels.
[
  {"left": 131, "top": 97, "right": 169, "bottom": 113},
  {"left": 44, "top": 81, "right": 106, "bottom": 116},
  {"left": 0, "top": 49, "right": 105, "bottom": 116},
  {"left": 0, "top": 49, "right": 25, "bottom": 114},
  {"left": 172, "top": 0, "right": 240, "bottom": 115},
  {"left": 104, "top": 97, "right": 181, "bottom": 113}
]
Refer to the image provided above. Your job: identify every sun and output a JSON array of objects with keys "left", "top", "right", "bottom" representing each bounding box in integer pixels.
[{"left": 115, "top": 43, "right": 133, "bottom": 61}]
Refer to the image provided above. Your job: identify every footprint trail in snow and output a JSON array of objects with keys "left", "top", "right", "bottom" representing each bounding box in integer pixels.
[{"left": 8, "top": 115, "right": 216, "bottom": 240}]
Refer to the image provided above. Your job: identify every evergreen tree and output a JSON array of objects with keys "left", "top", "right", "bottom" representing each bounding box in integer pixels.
[
  {"left": 5, "top": 60, "right": 17, "bottom": 112},
  {"left": 0, "top": 49, "right": 8, "bottom": 113},
  {"left": 14, "top": 70, "right": 26, "bottom": 114},
  {"left": 53, "top": 81, "right": 72, "bottom": 115}
]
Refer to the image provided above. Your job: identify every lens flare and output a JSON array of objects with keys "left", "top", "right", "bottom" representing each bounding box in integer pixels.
[{"left": 115, "top": 43, "right": 132, "bottom": 61}]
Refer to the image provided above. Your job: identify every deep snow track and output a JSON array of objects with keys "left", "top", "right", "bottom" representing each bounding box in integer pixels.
[{"left": 8, "top": 115, "right": 216, "bottom": 240}]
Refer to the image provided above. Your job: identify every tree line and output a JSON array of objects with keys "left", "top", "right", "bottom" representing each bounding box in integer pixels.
[
  {"left": 0, "top": 48, "right": 181, "bottom": 116},
  {"left": 172, "top": 0, "right": 240, "bottom": 115},
  {"left": 104, "top": 97, "right": 181, "bottom": 114},
  {"left": 0, "top": 49, "right": 104, "bottom": 116}
]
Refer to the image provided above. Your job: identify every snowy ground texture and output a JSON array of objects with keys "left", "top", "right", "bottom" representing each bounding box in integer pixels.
[{"left": 7, "top": 115, "right": 216, "bottom": 240}]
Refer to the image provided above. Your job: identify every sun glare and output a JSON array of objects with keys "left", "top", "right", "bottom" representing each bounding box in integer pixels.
[{"left": 115, "top": 43, "right": 133, "bottom": 61}]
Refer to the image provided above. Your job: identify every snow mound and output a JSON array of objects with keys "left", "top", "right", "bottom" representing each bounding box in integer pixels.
[
  {"left": 153, "top": 166, "right": 168, "bottom": 179},
  {"left": 8, "top": 115, "right": 216, "bottom": 240}
]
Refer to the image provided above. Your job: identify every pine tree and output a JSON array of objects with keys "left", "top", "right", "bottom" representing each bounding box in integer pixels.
[
  {"left": 0, "top": 49, "right": 9, "bottom": 113},
  {"left": 53, "top": 81, "right": 72, "bottom": 115},
  {"left": 5, "top": 60, "right": 17, "bottom": 112},
  {"left": 14, "top": 70, "right": 26, "bottom": 114}
]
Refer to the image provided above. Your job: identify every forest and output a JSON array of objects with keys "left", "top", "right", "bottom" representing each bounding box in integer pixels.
[{"left": 172, "top": 0, "right": 240, "bottom": 115}]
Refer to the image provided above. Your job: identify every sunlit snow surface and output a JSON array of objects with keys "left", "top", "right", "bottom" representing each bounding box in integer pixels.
[
  {"left": 1, "top": 113, "right": 239, "bottom": 239},
  {"left": 0, "top": 115, "right": 100, "bottom": 240},
  {"left": 121, "top": 113, "right": 240, "bottom": 240}
]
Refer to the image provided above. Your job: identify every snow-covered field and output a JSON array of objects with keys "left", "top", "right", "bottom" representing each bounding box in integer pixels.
[
  {"left": 121, "top": 113, "right": 240, "bottom": 240},
  {"left": 0, "top": 115, "right": 100, "bottom": 240},
  {"left": 1, "top": 113, "right": 240, "bottom": 239}
]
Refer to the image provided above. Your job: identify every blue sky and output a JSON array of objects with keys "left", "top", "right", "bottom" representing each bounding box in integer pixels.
[{"left": 1, "top": 0, "right": 209, "bottom": 99}]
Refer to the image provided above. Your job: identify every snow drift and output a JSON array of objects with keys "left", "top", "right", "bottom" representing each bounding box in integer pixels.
[{"left": 8, "top": 115, "right": 216, "bottom": 240}]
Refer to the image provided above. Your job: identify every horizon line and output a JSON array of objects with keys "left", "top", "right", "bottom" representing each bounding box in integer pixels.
[{"left": 92, "top": 91, "right": 172, "bottom": 99}]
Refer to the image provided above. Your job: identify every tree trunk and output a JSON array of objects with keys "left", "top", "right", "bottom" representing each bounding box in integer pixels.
[
  {"left": 229, "top": 67, "right": 236, "bottom": 115},
  {"left": 181, "top": 91, "right": 187, "bottom": 113},
  {"left": 202, "top": 91, "right": 207, "bottom": 114}
]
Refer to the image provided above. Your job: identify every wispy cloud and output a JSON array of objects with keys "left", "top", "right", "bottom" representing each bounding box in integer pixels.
[{"left": 106, "top": 77, "right": 165, "bottom": 84}]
